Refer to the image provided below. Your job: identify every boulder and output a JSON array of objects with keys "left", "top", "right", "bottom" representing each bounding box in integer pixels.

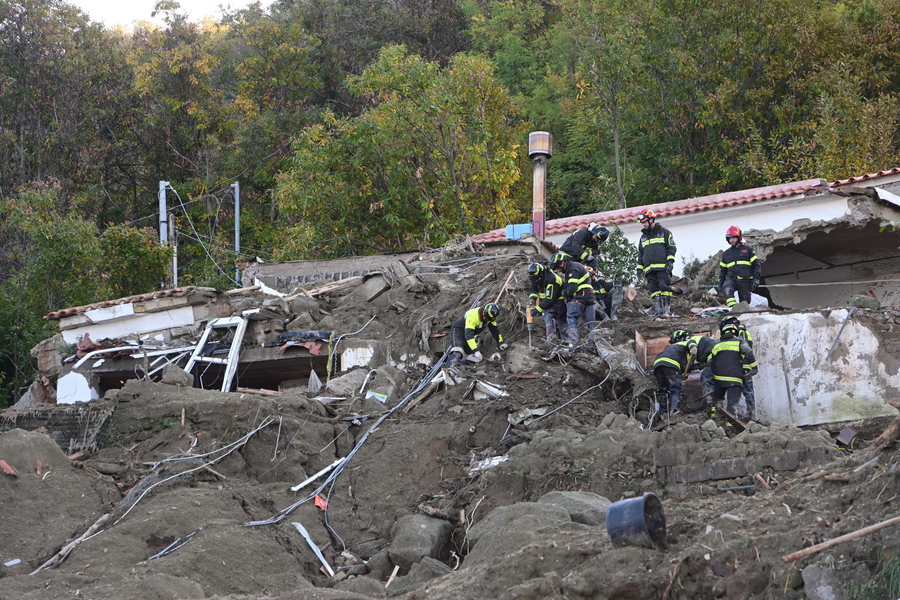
[
  {"left": 464, "top": 502, "right": 571, "bottom": 566},
  {"left": 537, "top": 491, "right": 612, "bottom": 526},
  {"left": 388, "top": 515, "right": 452, "bottom": 573}
]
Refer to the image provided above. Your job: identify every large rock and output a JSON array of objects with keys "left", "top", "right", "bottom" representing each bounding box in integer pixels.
[
  {"left": 801, "top": 564, "right": 845, "bottom": 600},
  {"left": 537, "top": 491, "right": 612, "bottom": 526},
  {"left": 388, "top": 515, "right": 452, "bottom": 573},
  {"left": 385, "top": 556, "right": 452, "bottom": 595},
  {"left": 464, "top": 502, "right": 571, "bottom": 566},
  {"left": 323, "top": 369, "right": 370, "bottom": 398}
]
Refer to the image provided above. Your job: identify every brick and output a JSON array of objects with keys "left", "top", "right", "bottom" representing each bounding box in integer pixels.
[
  {"left": 759, "top": 451, "right": 800, "bottom": 471},
  {"left": 653, "top": 446, "right": 690, "bottom": 467}
]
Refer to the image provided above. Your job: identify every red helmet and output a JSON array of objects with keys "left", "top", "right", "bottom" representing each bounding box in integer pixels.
[
  {"left": 637, "top": 208, "right": 656, "bottom": 223},
  {"left": 725, "top": 225, "right": 742, "bottom": 242}
]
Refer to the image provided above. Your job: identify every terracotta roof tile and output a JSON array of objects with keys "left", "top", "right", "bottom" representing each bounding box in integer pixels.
[
  {"left": 831, "top": 167, "right": 900, "bottom": 187},
  {"left": 473, "top": 178, "right": 828, "bottom": 242},
  {"left": 44, "top": 288, "right": 190, "bottom": 321}
]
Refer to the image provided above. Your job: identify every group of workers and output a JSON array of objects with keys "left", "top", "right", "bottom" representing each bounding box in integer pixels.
[
  {"left": 447, "top": 208, "right": 764, "bottom": 419},
  {"left": 636, "top": 209, "right": 762, "bottom": 315},
  {"left": 653, "top": 315, "right": 758, "bottom": 420}
]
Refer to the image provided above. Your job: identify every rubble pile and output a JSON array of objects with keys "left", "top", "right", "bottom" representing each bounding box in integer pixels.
[{"left": 1, "top": 243, "right": 899, "bottom": 600}]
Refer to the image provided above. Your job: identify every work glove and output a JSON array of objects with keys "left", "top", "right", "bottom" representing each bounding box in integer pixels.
[
  {"left": 468, "top": 351, "right": 483, "bottom": 363},
  {"left": 751, "top": 279, "right": 759, "bottom": 291},
  {"left": 499, "top": 343, "right": 508, "bottom": 351},
  {"left": 636, "top": 267, "right": 644, "bottom": 279},
  {"left": 665, "top": 263, "right": 673, "bottom": 277},
  {"left": 530, "top": 308, "right": 541, "bottom": 318}
]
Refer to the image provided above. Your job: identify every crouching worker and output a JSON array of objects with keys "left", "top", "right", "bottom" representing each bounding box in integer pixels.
[
  {"left": 527, "top": 263, "right": 567, "bottom": 342},
  {"left": 549, "top": 252, "right": 596, "bottom": 344},
  {"left": 653, "top": 330, "right": 696, "bottom": 415},
  {"left": 709, "top": 320, "right": 758, "bottom": 421},
  {"left": 448, "top": 303, "right": 507, "bottom": 366}
]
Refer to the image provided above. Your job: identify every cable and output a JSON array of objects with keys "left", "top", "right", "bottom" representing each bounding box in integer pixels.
[{"left": 167, "top": 185, "right": 240, "bottom": 286}]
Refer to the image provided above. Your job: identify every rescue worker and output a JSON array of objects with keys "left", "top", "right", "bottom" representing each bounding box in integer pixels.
[
  {"left": 718, "top": 225, "right": 761, "bottom": 307},
  {"left": 549, "top": 252, "right": 596, "bottom": 344},
  {"left": 449, "top": 303, "right": 507, "bottom": 366},
  {"left": 585, "top": 266, "right": 613, "bottom": 321},
  {"left": 653, "top": 330, "right": 697, "bottom": 415},
  {"left": 690, "top": 333, "right": 718, "bottom": 401},
  {"left": 720, "top": 315, "right": 755, "bottom": 419},
  {"left": 636, "top": 209, "right": 677, "bottom": 317},
  {"left": 709, "top": 320, "right": 758, "bottom": 421},
  {"left": 558, "top": 224, "right": 609, "bottom": 270},
  {"left": 527, "top": 262, "right": 567, "bottom": 342}
]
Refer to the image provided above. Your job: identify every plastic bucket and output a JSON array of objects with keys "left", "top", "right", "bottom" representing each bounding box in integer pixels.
[{"left": 606, "top": 493, "right": 667, "bottom": 550}]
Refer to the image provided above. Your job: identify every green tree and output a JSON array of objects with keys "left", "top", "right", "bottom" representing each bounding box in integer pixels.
[
  {"left": 99, "top": 224, "right": 173, "bottom": 298},
  {"left": 274, "top": 46, "right": 530, "bottom": 257}
]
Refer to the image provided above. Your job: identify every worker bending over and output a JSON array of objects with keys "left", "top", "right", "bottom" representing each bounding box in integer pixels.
[
  {"left": 558, "top": 224, "right": 609, "bottom": 270},
  {"left": 527, "top": 263, "right": 567, "bottom": 342},
  {"left": 449, "top": 303, "right": 507, "bottom": 366},
  {"left": 549, "top": 252, "right": 596, "bottom": 344},
  {"left": 653, "top": 330, "right": 696, "bottom": 415}
]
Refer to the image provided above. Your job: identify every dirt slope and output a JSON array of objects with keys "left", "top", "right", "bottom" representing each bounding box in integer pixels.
[{"left": 1, "top": 248, "right": 899, "bottom": 600}]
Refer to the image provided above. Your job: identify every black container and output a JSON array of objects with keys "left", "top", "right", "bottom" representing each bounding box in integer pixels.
[{"left": 606, "top": 493, "right": 667, "bottom": 550}]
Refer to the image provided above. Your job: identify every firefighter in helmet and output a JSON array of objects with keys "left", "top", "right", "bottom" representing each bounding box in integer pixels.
[
  {"left": 558, "top": 223, "right": 610, "bottom": 270},
  {"left": 718, "top": 225, "right": 761, "bottom": 307},
  {"left": 449, "top": 303, "right": 507, "bottom": 366},
  {"left": 636, "top": 209, "right": 677, "bottom": 317}
]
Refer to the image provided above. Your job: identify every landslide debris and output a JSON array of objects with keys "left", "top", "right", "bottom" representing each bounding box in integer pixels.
[{"left": 1, "top": 245, "right": 898, "bottom": 600}]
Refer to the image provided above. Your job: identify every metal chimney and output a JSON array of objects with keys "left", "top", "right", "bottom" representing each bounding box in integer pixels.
[{"left": 528, "top": 132, "right": 552, "bottom": 239}]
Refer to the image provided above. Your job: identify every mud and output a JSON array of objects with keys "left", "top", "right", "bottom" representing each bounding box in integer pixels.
[{"left": 1, "top": 249, "right": 899, "bottom": 600}]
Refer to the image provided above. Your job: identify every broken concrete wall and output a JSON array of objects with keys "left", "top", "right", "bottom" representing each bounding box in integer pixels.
[
  {"left": 754, "top": 194, "right": 900, "bottom": 309},
  {"left": 241, "top": 255, "right": 412, "bottom": 293},
  {"left": 744, "top": 310, "right": 900, "bottom": 426}
]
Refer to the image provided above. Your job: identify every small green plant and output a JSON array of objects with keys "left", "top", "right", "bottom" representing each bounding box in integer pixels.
[
  {"left": 596, "top": 225, "right": 639, "bottom": 285},
  {"left": 845, "top": 555, "right": 900, "bottom": 600}
]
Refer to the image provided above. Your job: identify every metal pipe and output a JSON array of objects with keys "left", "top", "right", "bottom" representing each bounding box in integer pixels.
[{"left": 529, "top": 132, "right": 552, "bottom": 240}]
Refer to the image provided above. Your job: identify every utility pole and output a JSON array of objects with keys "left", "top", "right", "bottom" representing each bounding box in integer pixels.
[
  {"left": 232, "top": 181, "right": 241, "bottom": 285},
  {"left": 158, "top": 181, "right": 177, "bottom": 287}
]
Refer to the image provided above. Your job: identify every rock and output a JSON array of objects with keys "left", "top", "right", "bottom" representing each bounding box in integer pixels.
[
  {"left": 388, "top": 515, "right": 452, "bottom": 573},
  {"left": 335, "top": 575, "right": 387, "bottom": 597},
  {"left": 160, "top": 364, "right": 193, "bottom": 387},
  {"left": 323, "top": 369, "right": 370, "bottom": 398},
  {"left": 464, "top": 502, "right": 571, "bottom": 566},
  {"left": 286, "top": 312, "right": 319, "bottom": 330},
  {"left": 288, "top": 295, "right": 321, "bottom": 314},
  {"left": 537, "top": 491, "right": 612, "bottom": 526},
  {"left": 384, "top": 557, "right": 451, "bottom": 595},
  {"left": 850, "top": 295, "right": 880, "bottom": 309},
  {"left": 348, "top": 274, "right": 391, "bottom": 303},
  {"left": 801, "top": 564, "right": 845, "bottom": 600}
]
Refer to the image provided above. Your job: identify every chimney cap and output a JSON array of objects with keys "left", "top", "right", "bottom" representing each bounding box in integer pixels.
[{"left": 528, "top": 131, "right": 552, "bottom": 158}]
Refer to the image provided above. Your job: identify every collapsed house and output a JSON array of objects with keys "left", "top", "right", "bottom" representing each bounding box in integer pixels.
[{"left": 478, "top": 167, "right": 900, "bottom": 310}]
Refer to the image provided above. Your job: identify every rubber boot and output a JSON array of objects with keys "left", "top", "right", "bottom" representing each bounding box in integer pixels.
[
  {"left": 663, "top": 295, "right": 673, "bottom": 317},
  {"left": 652, "top": 296, "right": 662, "bottom": 317}
]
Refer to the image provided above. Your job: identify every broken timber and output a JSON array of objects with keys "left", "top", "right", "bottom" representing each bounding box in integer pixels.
[{"left": 781, "top": 514, "right": 900, "bottom": 563}]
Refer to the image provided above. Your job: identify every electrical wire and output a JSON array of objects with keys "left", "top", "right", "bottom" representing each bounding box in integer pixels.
[{"left": 167, "top": 185, "right": 240, "bottom": 286}]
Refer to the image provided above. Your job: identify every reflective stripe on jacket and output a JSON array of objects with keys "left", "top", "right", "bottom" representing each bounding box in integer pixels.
[
  {"left": 654, "top": 339, "right": 698, "bottom": 372},
  {"left": 452, "top": 307, "right": 503, "bottom": 351},
  {"left": 559, "top": 228, "right": 599, "bottom": 263},
  {"left": 719, "top": 244, "right": 760, "bottom": 281},
  {"left": 710, "top": 337, "right": 757, "bottom": 387},
  {"left": 638, "top": 223, "right": 676, "bottom": 273}
]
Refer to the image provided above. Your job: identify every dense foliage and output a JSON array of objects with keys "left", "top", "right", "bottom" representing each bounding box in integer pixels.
[{"left": 2, "top": 0, "right": 900, "bottom": 403}]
